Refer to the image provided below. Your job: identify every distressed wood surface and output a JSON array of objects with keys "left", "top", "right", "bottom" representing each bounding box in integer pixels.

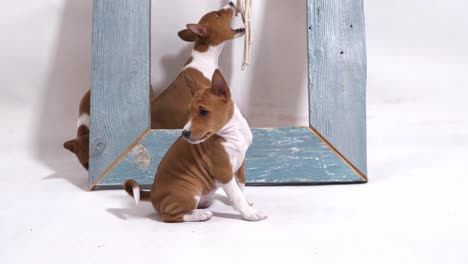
[
  {"left": 307, "top": 0, "right": 367, "bottom": 176},
  {"left": 89, "top": 0, "right": 151, "bottom": 187},
  {"left": 96, "top": 128, "right": 363, "bottom": 189}
]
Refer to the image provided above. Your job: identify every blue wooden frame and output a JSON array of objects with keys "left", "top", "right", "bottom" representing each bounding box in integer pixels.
[{"left": 88, "top": 0, "right": 367, "bottom": 190}]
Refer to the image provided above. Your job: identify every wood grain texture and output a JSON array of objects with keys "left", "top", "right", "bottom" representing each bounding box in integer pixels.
[
  {"left": 307, "top": 0, "right": 368, "bottom": 175},
  {"left": 89, "top": 0, "right": 151, "bottom": 187},
  {"left": 95, "top": 128, "right": 363, "bottom": 189}
]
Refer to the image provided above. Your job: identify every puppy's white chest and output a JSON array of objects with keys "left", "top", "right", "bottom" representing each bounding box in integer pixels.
[
  {"left": 182, "top": 44, "right": 224, "bottom": 80},
  {"left": 222, "top": 140, "right": 248, "bottom": 173},
  {"left": 218, "top": 106, "right": 253, "bottom": 173}
]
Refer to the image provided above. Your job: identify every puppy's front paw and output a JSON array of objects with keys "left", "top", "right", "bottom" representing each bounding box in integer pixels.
[{"left": 241, "top": 208, "right": 267, "bottom": 222}]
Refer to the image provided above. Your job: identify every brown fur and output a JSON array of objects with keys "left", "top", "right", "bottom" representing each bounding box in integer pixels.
[
  {"left": 151, "top": 4, "right": 243, "bottom": 129},
  {"left": 125, "top": 70, "right": 241, "bottom": 223},
  {"left": 151, "top": 68, "right": 210, "bottom": 129}
]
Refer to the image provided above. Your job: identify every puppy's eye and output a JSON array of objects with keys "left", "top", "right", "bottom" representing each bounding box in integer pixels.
[
  {"left": 199, "top": 109, "right": 209, "bottom": 116},
  {"left": 186, "top": 110, "right": 189, "bottom": 116},
  {"left": 216, "top": 12, "right": 221, "bottom": 18}
]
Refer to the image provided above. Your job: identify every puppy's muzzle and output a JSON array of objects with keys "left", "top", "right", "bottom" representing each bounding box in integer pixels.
[{"left": 182, "top": 130, "right": 191, "bottom": 140}]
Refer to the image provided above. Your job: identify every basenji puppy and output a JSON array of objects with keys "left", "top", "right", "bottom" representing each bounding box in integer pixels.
[
  {"left": 151, "top": 2, "right": 245, "bottom": 129},
  {"left": 124, "top": 70, "right": 266, "bottom": 222},
  {"left": 64, "top": 90, "right": 91, "bottom": 170},
  {"left": 64, "top": 88, "right": 155, "bottom": 170}
]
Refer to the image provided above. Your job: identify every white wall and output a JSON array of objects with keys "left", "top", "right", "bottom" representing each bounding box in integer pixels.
[
  {"left": 364, "top": 0, "right": 468, "bottom": 150},
  {"left": 0, "top": 0, "right": 93, "bottom": 175},
  {"left": 151, "top": 0, "right": 309, "bottom": 127},
  {"left": 366, "top": 0, "right": 468, "bottom": 108}
]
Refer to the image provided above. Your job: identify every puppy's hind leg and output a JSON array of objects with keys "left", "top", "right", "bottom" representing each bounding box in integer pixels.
[
  {"left": 183, "top": 209, "right": 214, "bottom": 222},
  {"left": 184, "top": 195, "right": 213, "bottom": 221},
  {"left": 159, "top": 194, "right": 213, "bottom": 223},
  {"left": 197, "top": 188, "right": 219, "bottom": 209}
]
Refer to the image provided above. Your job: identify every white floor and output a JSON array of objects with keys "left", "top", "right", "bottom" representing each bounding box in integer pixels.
[{"left": 1, "top": 101, "right": 467, "bottom": 264}]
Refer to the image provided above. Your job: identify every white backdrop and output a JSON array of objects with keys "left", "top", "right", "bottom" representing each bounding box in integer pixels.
[{"left": 1, "top": 1, "right": 468, "bottom": 263}]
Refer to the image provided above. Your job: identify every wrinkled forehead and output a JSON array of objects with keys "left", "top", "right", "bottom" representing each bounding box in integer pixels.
[
  {"left": 191, "top": 90, "right": 216, "bottom": 107},
  {"left": 199, "top": 8, "right": 233, "bottom": 24},
  {"left": 199, "top": 11, "right": 216, "bottom": 23}
]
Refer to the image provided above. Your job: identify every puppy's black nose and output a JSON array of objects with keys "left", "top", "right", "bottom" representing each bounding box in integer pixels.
[
  {"left": 229, "top": 2, "right": 235, "bottom": 7},
  {"left": 182, "top": 130, "right": 191, "bottom": 139}
]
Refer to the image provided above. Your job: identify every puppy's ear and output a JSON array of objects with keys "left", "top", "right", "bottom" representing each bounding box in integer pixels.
[
  {"left": 178, "top": 29, "right": 196, "bottom": 42},
  {"left": 187, "top": 24, "right": 207, "bottom": 37},
  {"left": 210, "top": 69, "right": 230, "bottom": 101},
  {"left": 179, "top": 24, "right": 207, "bottom": 41},
  {"left": 64, "top": 139, "right": 78, "bottom": 154}
]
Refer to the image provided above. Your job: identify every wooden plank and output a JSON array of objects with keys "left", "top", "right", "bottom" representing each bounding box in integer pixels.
[
  {"left": 96, "top": 128, "right": 363, "bottom": 189},
  {"left": 89, "top": 0, "right": 151, "bottom": 187},
  {"left": 307, "top": 0, "right": 368, "bottom": 175}
]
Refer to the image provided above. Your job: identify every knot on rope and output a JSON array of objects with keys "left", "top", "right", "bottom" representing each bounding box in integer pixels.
[{"left": 236, "top": 0, "right": 252, "bottom": 70}]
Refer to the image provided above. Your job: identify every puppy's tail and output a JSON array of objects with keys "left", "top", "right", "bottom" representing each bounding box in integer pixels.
[{"left": 123, "top": 179, "right": 151, "bottom": 205}]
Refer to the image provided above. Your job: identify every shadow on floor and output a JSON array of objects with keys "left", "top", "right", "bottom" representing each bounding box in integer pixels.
[
  {"left": 106, "top": 193, "right": 246, "bottom": 222},
  {"left": 36, "top": 0, "right": 93, "bottom": 190}
]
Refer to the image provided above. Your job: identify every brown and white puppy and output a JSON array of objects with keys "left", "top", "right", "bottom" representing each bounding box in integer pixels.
[
  {"left": 64, "top": 88, "right": 155, "bottom": 170},
  {"left": 151, "top": 2, "right": 245, "bottom": 129},
  {"left": 64, "top": 90, "right": 90, "bottom": 170},
  {"left": 124, "top": 70, "right": 266, "bottom": 223}
]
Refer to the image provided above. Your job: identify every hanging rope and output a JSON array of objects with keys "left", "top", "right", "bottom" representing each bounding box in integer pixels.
[{"left": 236, "top": 0, "right": 252, "bottom": 70}]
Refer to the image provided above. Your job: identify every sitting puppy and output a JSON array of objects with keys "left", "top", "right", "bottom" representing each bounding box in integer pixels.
[
  {"left": 151, "top": 2, "right": 245, "bottom": 129},
  {"left": 124, "top": 70, "right": 266, "bottom": 222},
  {"left": 64, "top": 88, "right": 155, "bottom": 170}
]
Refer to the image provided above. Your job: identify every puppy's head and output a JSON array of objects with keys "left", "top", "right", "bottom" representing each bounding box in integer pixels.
[
  {"left": 64, "top": 134, "right": 89, "bottom": 170},
  {"left": 182, "top": 69, "right": 233, "bottom": 144},
  {"left": 178, "top": 2, "right": 245, "bottom": 47}
]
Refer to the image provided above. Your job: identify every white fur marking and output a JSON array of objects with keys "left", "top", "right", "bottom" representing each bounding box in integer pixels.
[
  {"left": 222, "top": 178, "right": 266, "bottom": 221},
  {"left": 183, "top": 209, "right": 213, "bottom": 222},
  {"left": 182, "top": 44, "right": 225, "bottom": 80},
  {"left": 238, "top": 182, "right": 246, "bottom": 193},
  {"left": 182, "top": 119, "right": 207, "bottom": 144},
  {"left": 223, "top": 4, "right": 235, "bottom": 11},
  {"left": 236, "top": 181, "right": 252, "bottom": 206},
  {"left": 133, "top": 185, "right": 140, "bottom": 205},
  {"left": 77, "top": 113, "right": 90, "bottom": 128},
  {"left": 183, "top": 119, "right": 192, "bottom": 131},
  {"left": 216, "top": 105, "right": 253, "bottom": 173},
  {"left": 194, "top": 195, "right": 201, "bottom": 205}
]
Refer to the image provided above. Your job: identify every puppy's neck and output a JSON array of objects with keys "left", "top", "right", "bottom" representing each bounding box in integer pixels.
[
  {"left": 216, "top": 104, "right": 253, "bottom": 173},
  {"left": 184, "top": 43, "right": 225, "bottom": 80}
]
